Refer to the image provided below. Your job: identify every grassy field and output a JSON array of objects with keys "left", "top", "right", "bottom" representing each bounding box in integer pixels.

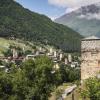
[{"left": 0, "top": 38, "right": 33, "bottom": 56}]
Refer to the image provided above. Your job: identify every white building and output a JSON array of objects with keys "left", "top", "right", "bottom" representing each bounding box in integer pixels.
[
  {"left": 65, "top": 58, "right": 68, "bottom": 65},
  {"left": 68, "top": 54, "right": 72, "bottom": 63},
  {"left": 59, "top": 53, "right": 63, "bottom": 61},
  {"left": 54, "top": 51, "right": 57, "bottom": 58},
  {"left": 12, "top": 48, "right": 18, "bottom": 58}
]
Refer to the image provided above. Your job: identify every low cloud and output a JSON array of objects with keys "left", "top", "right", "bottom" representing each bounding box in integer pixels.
[
  {"left": 48, "top": 0, "right": 100, "bottom": 8},
  {"left": 78, "top": 13, "right": 100, "bottom": 20},
  {"left": 65, "top": 7, "right": 79, "bottom": 13}
]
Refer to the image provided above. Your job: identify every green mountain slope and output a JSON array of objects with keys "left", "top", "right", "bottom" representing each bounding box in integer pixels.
[
  {"left": 0, "top": 0, "right": 82, "bottom": 52},
  {"left": 55, "top": 4, "right": 100, "bottom": 37}
]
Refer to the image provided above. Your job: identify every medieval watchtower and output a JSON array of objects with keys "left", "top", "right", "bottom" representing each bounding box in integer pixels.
[{"left": 81, "top": 36, "right": 100, "bottom": 80}]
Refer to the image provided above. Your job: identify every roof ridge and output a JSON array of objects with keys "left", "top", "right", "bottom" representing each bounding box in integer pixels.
[{"left": 83, "top": 35, "right": 100, "bottom": 40}]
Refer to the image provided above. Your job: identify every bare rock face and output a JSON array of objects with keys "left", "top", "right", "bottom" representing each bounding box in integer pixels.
[{"left": 80, "top": 4, "right": 100, "bottom": 14}]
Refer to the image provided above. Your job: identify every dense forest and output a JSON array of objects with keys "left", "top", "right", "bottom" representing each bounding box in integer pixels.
[
  {"left": 0, "top": 56, "right": 80, "bottom": 100},
  {"left": 0, "top": 0, "right": 82, "bottom": 52}
]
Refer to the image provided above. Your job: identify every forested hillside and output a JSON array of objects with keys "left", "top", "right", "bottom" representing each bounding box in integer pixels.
[{"left": 0, "top": 0, "right": 82, "bottom": 52}]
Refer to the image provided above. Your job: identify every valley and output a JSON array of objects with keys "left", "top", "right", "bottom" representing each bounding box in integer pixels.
[{"left": 0, "top": 0, "right": 100, "bottom": 100}]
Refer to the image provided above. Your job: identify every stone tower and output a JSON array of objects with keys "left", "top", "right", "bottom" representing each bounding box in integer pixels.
[
  {"left": 12, "top": 48, "right": 18, "bottom": 58},
  {"left": 81, "top": 36, "right": 100, "bottom": 80}
]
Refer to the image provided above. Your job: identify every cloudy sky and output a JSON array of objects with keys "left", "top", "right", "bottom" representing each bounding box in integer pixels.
[{"left": 16, "top": 0, "right": 100, "bottom": 19}]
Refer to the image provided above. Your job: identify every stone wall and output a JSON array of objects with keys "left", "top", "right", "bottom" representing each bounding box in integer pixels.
[
  {"left": 81, "top": 40, "right": 100, "bottom": 52},
  {"left": 81, "top": 40, "right": 100, "bottom": 80}
]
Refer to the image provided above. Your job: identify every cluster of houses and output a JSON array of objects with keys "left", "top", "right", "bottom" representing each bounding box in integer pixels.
[
  {"left": 46, "top": 47, "right": 80, "bottom": 69},
  {"left": 25, "top": 46, "right": 80, "bottom": 69},
  {"left": 0, "top": 45, "right": 80, "bottom": 70}
]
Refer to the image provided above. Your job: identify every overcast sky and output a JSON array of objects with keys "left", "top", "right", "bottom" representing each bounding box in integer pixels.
[{"left": 16, "top": 0, "right": 100, "bottom": 20}]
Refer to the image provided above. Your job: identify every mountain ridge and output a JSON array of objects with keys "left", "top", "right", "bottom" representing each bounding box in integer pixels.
[
  {"left": 0, "top": 0, "right": 82, "bottom": 52},
  {"left": 55, "top": 3, "right": 100, "bottom": 37}
]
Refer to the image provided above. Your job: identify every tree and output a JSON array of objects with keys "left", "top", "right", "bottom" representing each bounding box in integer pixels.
[
  {"left": 3, "top": 49, "right": 13, "bottom": 57},
  {"left": 24, "top": 50, "right": 32, "bottom": 55},
  {"left": 81, "top": 77, "right": 100, "bottom": 100},
  {"left": 0, "top": 56, "right": 61, "bottom": 100},
  {"left": 33, "top": 56, "right": 59, "bottom": 100},
  {"left": 59, "top": 65, "right": 80, "bottom": 83}
]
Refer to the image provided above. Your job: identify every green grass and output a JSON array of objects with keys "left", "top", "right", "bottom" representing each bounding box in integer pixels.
[{"left": 0, "top": 38, "right": 33, "bottom": 56}]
